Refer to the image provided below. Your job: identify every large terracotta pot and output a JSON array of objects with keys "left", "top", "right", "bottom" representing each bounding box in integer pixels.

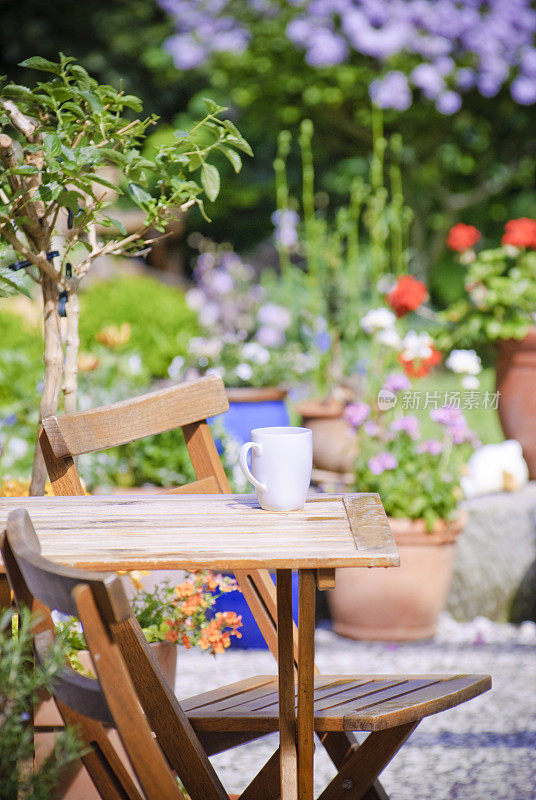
[
  {"left": 296, "top": 398, "right": 357, "bottom": 474},
  {"left": 328, "top": 515, "right": 466, "bottom": 641},
  {"left": 35, "top": 642, "right": 177, "bottom": 799},
  {"left": 496, "top": 328, "right": 536, "bottom": 478}
]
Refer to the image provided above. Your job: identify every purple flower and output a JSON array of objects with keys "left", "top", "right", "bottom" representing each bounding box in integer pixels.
[
  {"left": 164, "top": 34, "right": 207, "bottom": 70},
  {"left": 510, "top": 76, "right": 536, "bottom": 106},
  {"left": 343, "top": 402, "right": 370, "bottom": 428},
  {"left": 368, "top": 451, "right": 398, "bottom": 475},
  {"left": 315, "top": 331, "right": 331, "bottom": 352},
  {"left": 390, "top": 415, "right": 420, "bottom": 439},
  {"left": 364, "top": 420, "right": 380, "bottom": 437},
  {"left": 456, "top": 67, "right": 476, "bottom": 90},
  {"left": 305, "top": 30, "right": 348, "bottom": 66},
  {"left": 3, "top": 414, "right": 17, "bottom": 427},
  {"left": 383, "top": 372, "right": 410, "bottom": 393},
  {"left": 436, "top": 90, "right": 462, "bottom": 115},
  {"left": 431, "top": 406, "right": 466, "bottom": 427},
  {"left": 417, "top": 439, "right": 443, "bottom": 455},
  {"left": 411, "top": 63, "right": 444, "bottom": 99},
  {"left": 369, "top": 71, "right": 412, "bottom": 111}
]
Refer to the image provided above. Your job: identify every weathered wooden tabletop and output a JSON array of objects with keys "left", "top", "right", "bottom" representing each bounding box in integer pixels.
[{"left": 0, "top": 493, "right": 398, "bottom": 572}]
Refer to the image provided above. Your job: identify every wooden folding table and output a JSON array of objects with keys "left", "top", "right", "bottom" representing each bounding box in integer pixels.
[{"left": 0, "top": 492, "right": 399, "bottom": 800}]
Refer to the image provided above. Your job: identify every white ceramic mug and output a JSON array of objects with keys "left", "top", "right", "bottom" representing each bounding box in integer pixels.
[{"left": 239, "top": 426, "right": 313, "bottom": 512}]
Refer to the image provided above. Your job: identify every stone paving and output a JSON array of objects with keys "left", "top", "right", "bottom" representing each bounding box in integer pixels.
[{"left": 176, "top": 615, "right": 536, "bottom": 800}]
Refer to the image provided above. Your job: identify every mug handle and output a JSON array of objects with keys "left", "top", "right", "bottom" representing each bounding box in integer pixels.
[{"left": 239, "top": 441, "right": 267, "bottom": 493}]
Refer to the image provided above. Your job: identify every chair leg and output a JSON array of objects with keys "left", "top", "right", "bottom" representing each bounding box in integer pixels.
[
  {"left": 239, "top": 748, "right": 281, "bottom": 800},
  {"left": 319, "top": 732, "right": 391, "bottom": 800},
  {"left": 316, "top": 722, "right": 419, "bottom": 800}
]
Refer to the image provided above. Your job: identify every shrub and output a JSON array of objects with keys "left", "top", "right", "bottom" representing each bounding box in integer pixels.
[{"left": 79, "top": 276, "right": 200, "bottom": 378}]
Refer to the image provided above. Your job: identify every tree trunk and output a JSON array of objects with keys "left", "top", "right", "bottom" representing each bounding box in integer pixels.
[
  {"left": 62, "top": 279, "right": 80, "bottom": 415},
  {"left": 29, "top": 276, "right": 63, "bottom": 496}
]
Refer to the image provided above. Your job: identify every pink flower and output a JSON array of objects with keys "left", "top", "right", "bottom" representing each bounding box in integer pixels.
[
  {"left": 344, "top": 402, "right": 370, "bottom": 428},
  {"left": 368, "top": 452, "right": 398, "bottom": 475}
]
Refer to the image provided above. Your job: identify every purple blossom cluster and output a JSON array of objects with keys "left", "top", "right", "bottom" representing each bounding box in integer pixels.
[
  {"left": 368, "top": 451, "right": 398, "bottom": 475},
  {"left": 344, "top": 401, "right": 371, "bottom": 428},
  {"left": 159, "top": 0, "right": 536, "bottom": 111},
  {"left": 430, "top": 406, "right": 479, "bottom": 445},
  {"left": 390, "top": 414, "right": 420, "bottom": 438}
]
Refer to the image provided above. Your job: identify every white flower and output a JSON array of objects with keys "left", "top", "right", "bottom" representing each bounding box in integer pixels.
[
  {"left": 185, "top": 288, "right": 205, "bottom": 311},
  {"left": 188, "top": 337, "right": 222, "bottom": 359},
  {"left": 360, "top": 308, "right": 396, "bottom": 334},
  {"left": 168, "top": 355, "right": 185, "bottom": 381},
  {"left": 7, "top": 437, "right": 28, "bottom": 459},
  {"left": 242, "top": 342, "right": 270, "bottom": 364},
  {"left": 206, "top": 366, "right": 225, "bottom": 378},
  {"left": 462, "top": 375, "right": 480, "bottom": 390},
  {"left": 199, "top": 302, "right": 220, "bottom": 327},
  {"left": 235, "top": 363, "right": 253, "bottom": 381},
  {"left": 446, "top": 349, "right": 482, "bottom": 376},
  {"left": 376, "top": 327, "right": 402, "bottom": 349},
  {"left": 400, "top": 330, "right": 434, "bottom": 360},
  {"left": 257, "top": 326, "right": 284, "bottom": 347},
  {"left": 128, "top": 355, "right": 142, "bottom": 375},
  {"left": 257, "top": 303, "right": 291, "bottom": 331}
]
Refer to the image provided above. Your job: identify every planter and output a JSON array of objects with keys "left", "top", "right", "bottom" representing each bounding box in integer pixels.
[
  {"left": 35, "top": 641, "right": 177, "bottom": 799},
  {"left": 211, "top": 572, "right": 299, "bottom": 649},
  {"left": 296, "top": 398, "right": 357, "bottom": 474},
  {"left": 210, "top": 386, "right": 290, "bottom": 446},
  {"left": 328, "top": 515, "right": 466, "bottom": 641},
  {"left": 496, "top": 328, "right": 536, "bottom": 478}
]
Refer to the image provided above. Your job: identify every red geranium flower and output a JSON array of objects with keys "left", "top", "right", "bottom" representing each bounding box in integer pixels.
[
  {"left": 447, "top": 223, "right": 481, "bottom": 252},
  {"left": 386, "top": 275, "right": 428, "bottom": 318},
  {"left": 398, "top": 346, "right": 442, "bottom": 378},
  {"left": 501, "top": 218, "right": 536, "bottom": 249}
]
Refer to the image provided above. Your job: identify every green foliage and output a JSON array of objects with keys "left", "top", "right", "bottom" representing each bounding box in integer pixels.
[
  {"left": 0, "top": 54, "right": 249, "bottom": 290},
  {"left": 79, "top": 276, "right": 200, "bottom": 378},
  {"left": 0, "top": 608, "right": 84, "bottom": 798},
  {"left": 441, "top": 247, "right": 536, "bottom": 347}
]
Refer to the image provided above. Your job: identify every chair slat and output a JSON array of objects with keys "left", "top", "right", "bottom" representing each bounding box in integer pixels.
[{"left": 42, "top": 375, "right": 229, "bottom": 457}]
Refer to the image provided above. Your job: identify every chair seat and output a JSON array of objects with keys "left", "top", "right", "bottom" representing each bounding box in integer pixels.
[{"left": 183, "top": 673, "right": 491, "bottom": 733}]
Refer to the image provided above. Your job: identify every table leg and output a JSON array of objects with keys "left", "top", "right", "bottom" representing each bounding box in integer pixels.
[
  {"left": 276, "top": 569, "right": 298, "bottom": 800},
  {"left": 297, "top": 569, "right": 316, "bottom": 800}
]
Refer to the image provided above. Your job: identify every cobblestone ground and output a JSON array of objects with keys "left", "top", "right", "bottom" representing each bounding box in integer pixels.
[{"left": 176, "top": 615, "right": 536, "bottom": 800}]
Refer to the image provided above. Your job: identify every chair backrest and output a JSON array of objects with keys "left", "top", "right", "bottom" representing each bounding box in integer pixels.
[
  {"left": 1, "top": 508, "right": 230, "bottom": 800},
  {"left": 40, "top": 374, "right": 231, "bottom": 496},
  {"left": 40, "top": 373, "right": 302, "bottom": 670}
]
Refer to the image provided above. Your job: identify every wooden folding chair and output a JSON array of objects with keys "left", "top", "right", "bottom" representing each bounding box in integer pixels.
[{"left": 36, "top": 375, "right": 492, "bottom": 800}]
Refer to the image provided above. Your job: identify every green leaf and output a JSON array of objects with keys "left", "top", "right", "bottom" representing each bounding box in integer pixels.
[
  {"left": 203, "top": 97, "right": 224, "bottom": 115},
  {"left": 128, "top": 182, "right": 152, "bottom": 208},
  {"left": 44, "top": 134, "right": 62, "bottom": 159},
  {"left": 5, "top": 165, "right": 39, "bottom": 175},
  {"left": 200, "top": 163, "right": 220, "bottom": 202},
  {"left": 70, "top": 65, "right": 91, "bottom": 89},
  {"left": 121, "top": 94, "right": 143, "bottom": 112},
  {"left": 18, "top": 56, "right": 62, "bottom": 75},
  {"left": 58, "top": 189, "right": 83, "bottom": 213},
  {"left": 220, "top": 146, "right": 242, "bottom": 173},
  {"left": 80, "top": 90, "right": 103, "bottom": 113},
  {"left": 0, "top": 267, "right": 31, "bottom": 298},
  {"left": 104, "top": 216, "right": 127, "bottom": 236},
  {"left": 2, "top": 84, "right": 34, "bottom": 100}
]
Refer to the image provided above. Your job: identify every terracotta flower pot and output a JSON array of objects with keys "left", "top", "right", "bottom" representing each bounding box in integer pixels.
[
  {"left": 296, "top": 398, "right": 357, "bottom": 474},
  {"left": 496, "top": 328, "right": 536, "bottom": 479},
  {"left": 328, "top": 515, "right": 466, "bottom": 641},
  {"left": 35, "top": 641, "right": 177, "bottom": 799}
]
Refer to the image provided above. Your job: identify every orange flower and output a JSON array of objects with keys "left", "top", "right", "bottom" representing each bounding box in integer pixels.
[
  {"left": 95, "top": 322, "right": 131, "bottom": 348},
  {"left": 181, "top": 633, "right": 192, "bottom": 649},
  {"left": 175, "top": 581, "right": 195, "bottom": 600}
]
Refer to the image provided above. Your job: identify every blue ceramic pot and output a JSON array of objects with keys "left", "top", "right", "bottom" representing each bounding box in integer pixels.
[
  {"left": 210, "top": 386, "right": 290, "bottom": 446},
  {"left": 212, "top": 572, "right": 300, "bottom": 649}
]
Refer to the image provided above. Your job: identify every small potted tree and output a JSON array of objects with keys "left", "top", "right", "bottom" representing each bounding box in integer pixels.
[{"left": 0, "top": 54, "right": 249, "bottom": 494}]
